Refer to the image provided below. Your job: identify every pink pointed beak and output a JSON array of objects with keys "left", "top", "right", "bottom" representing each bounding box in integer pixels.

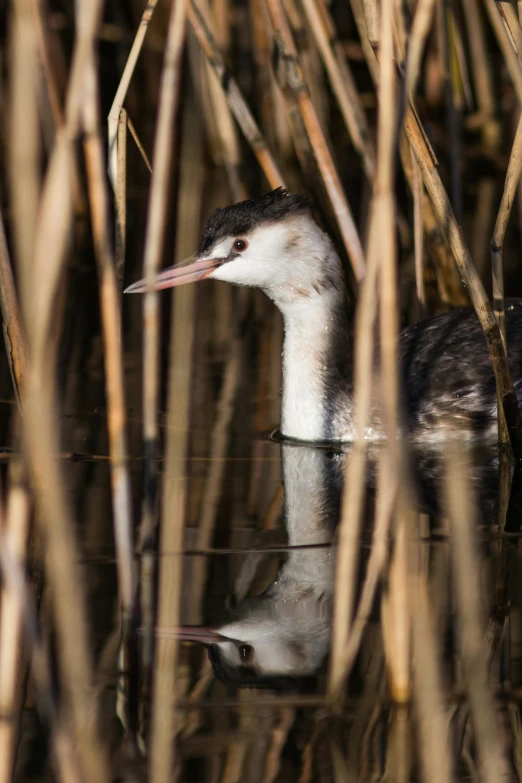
[
  {"left": 124, "top": 254, "right": 223, "bottom": 294},
  {"left": 145, "top": 625, "right": 240, "bottom": 645}
]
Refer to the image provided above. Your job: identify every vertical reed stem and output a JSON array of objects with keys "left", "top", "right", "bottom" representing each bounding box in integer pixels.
[
  {"left": 82, "top": 55, "right": 137, "bottom": 750},
  {"left": 138, "top": 0, "right": 188, "bottom": 679},
  {"left": 150, "top": 95, "right": 203, "bottom": 783}
]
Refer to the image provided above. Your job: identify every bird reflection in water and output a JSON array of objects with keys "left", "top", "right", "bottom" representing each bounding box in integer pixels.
[{"left": 151, "top": 436, "right": 521, "bottom": 688}]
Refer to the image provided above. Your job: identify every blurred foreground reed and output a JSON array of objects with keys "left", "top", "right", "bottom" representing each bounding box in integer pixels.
[{"left": 2, "top": 0, "right": 522, "bottom": 781}]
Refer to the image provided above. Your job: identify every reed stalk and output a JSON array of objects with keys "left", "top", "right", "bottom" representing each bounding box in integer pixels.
[
  {"left": 445, "top": 447, "right": 510, "bottom": 781},
  {"left": 126, "top": 114, "right": 153, "bottom": 172},
  {"left": 362, "top": 0, "right": 380, "bottom": 49},
  {"left": 491, "top": 115, "right": 522, "bottom": 343},
  {"left": 107, "top": 0, "right": 160, "bottom": 187},
  {"left": 461, "top": 0, "right": 500, "bottom": 148},
  {"left": 188, "top": 0, "right": 285, "bottom": 189},
  {"left": 439, "top": 0, "right": 462, "bottom": 222},
  {"left": 29, "top": 0, "right": 85, "bottom": 214},
  {"left": 497, "top": 0, "right": 522, "bottom": 59},
  {"left": 13, "top": 2, "right": 112, "bottom": 780},
  {"left": 490, "top": 115, "right": 522, "bottom": 528},
  {"left": 260, "top": 709, "right": 295, "bottom": 783},
  {"left": 485, "top": 0, "right": 522, "bottom": 107},
  {"left": 0, "top": 527, "right": 83, "bottom": 783},
  {"left": 0, "top": 209, "right": 27, "bottom": 406},
  {"left": 328, "top": 239, "right": 380, "bottom": 708},
  {"left": 137, "top": 0, "right": 187, "bottom": 682},
  {"left": 0, "top": 460, "right": 31, "bottom": 783},
  {"left": 115, "top": 107, "right": 128, "bottom": 287},
  {"left": 249, "top": 0, "right": 293, "bottom": 157},
  {"left": 412, "top": 151, "right": 426, "bottom": 317},
  {"left": 410, "top": 562, "right": 454, "bottom": 782},
  {"left": 472, "top": 178, "right": 497, "bottom": 277},
  {"left": 30, "top": 0, "right": 63, "bottom": 133},
  {"left": 194, "top": 0, "right": 246, "bottom": 201},
  {"left": 300, "top": 0, "right": 376, "bottom": 181},
  {"left": 351, "top": 0, "right": 466, "bottom": 305},
  {"left": 9, "top": 0, "right": 41, "bottom": 313},
  {"left": 82, "top": 53, "right": 137, "bottom": 750},
  {"left": 403, "top": 104, "right": 522, "bottom": 457},
  {"left": 149, "top": 95, "right": 203, "bottom": 783},
  {"left": 335, "top": 451, "right": 396, "bottom": 684},
  {"left": 187, "top": 332, "right": 241, "bottom": 621},
  {"left": 405, "top": 0, "right": 437, "bottom": 100},
  {"left": 265, "top": 0, "right": 366, "bottom": 282},
  {"left": 377, "top": 0, "right": 411, "bottom": 714}
]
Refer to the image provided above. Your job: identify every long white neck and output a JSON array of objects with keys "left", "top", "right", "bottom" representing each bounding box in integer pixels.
[
  {"left": 274, "top": 445, "right": 341, "bottom": 597},
  {"left": 278, "top": 288, "right": 349, "bottom": 442},
  {"left": 212, "top": 213, "right": 352, "bottom": 440}
]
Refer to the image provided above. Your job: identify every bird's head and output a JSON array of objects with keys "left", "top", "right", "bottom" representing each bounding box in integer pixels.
[
  {"left": 159, "top": 589, "right": 331, "bottom": 690},
  {"left": 125, "top": 188, "right": 344, "bottom": 308}
]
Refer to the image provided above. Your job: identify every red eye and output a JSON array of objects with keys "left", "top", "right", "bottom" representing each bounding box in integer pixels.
[
  {"left": 238, "top": 643, "right": 254, "bottom": 663},
  {"left": 234, "top": 238, "right": 248, "bottom": 252}
]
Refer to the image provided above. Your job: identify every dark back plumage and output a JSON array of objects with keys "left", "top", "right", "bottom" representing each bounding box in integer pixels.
[
  {"left": 197, "top": 188, "right": 311, "bottom": 255},
  {"left": 399, "top": 300, "right": 522, "bottom": 436}
]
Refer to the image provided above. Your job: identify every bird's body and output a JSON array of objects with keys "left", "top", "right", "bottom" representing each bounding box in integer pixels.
[
  {"left": 127, "top": 187, "right": 522, "bottom": 444},
  {"left": 315, "top": 299, "right": 522, "bottom": 443}
]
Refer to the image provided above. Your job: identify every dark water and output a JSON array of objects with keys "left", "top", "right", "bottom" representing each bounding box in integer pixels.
[{"left": 12, "top": 381, "right": 522, "bottom": 780}]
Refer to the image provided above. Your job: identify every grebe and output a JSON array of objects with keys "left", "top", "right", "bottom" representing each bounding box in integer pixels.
[
  {"left": 149, "top": 437, "right": 521, "bottom": 687},
  {"left": 126, "top": 188, "right": 522, "bottom": 443},
  {"left": 156, "top": 443, "right": 342, "bottom": 687}
]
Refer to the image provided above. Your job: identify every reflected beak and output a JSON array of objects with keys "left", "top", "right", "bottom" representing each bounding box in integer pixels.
[
  {"left": 124, "top": 254, "right": 223, "bottom": 294},
  {"left": 146, "top": 625, "right": 239, "bottom": 645}
]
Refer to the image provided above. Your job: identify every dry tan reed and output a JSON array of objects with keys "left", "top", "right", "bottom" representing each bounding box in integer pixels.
[
  {"left": 411, "top": 151, "right": 426, "bottom": 317},
  {"left": 9, "top": 0, "right": 40, "bottom": 311},
  {"left": 191, "top": 0, "right": 247, "bottom": 201},
  {"left": 188, "top": 339, "right": 241, "bottom": 621},
  {"left": 410, "top": 555, "right": 454, "bottom": 782},
  {"left": 0, "top": 522, "right": 84, "bottom": 783},
  {"left": 328, "top": 242, "right": 380, "bottom": 708},
  {"left": 127, "top": 114, "right": 153, "bottom": 173},
  {"left": 0, "top": 459, "right": 31, "bottom": 783},
  {"left": 403, "top": 105, "right": 522, "bottom": 456},
  {"left": 405, "top": 0, "right": 437, "bottom": 100},
  {"left": 82, "top": 50, "right": 137, "bottom": 750},
  {"left": 137, "top": 0, "right": 188, "bottom": 687},
  {"left": 265, "top": 0, "right": 366, "bottom": 281},
  {"left": 484, "top": 0, "right": 522, "bottom": 108},
  {"left": 461, "top": 0, "right": 500, "bottom": 148},
  {"left": 11, "top": 2, "right": 112, "bottom": 781},
  {"left": 301, "top": 0, "right": 376, "bottom": 181},
  {"left": 445, "top": 447, "right": 510, "bottom": 781},
  {"left": 330, "top": 0, "right": 402, "bottom": 710},
  {"left": 115, "top": 107, "right": 128, "bottom": 286},
  {"left": 107, "top": 0, "right": 160, "bottom": 187},
  {"left": 188, "top": 0, "right": 286, "bottom": 189},
  {"left": 491, "top": 115, "right": 522, "bottom": 338},
  {"left": 149, "top": 97, "right": 203, "bottom": 782},
  {"left": 0, "top": 210, "right": 27, "bottom": 406},
  {"left": 334, "top": 451, "right": 395, "bottom": 684}
]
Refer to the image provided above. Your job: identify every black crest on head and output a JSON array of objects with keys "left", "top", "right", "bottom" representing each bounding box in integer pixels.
[{"left": 197, "top": 188, "right": 312, "bottom": 255}]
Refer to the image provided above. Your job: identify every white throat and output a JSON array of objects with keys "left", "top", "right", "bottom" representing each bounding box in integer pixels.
[
  {"left": 278, "top": 288, "right": 345, "bottom": 442},
  {"left": 276, "top": 444, "right": 339, "bottom": 596}
]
